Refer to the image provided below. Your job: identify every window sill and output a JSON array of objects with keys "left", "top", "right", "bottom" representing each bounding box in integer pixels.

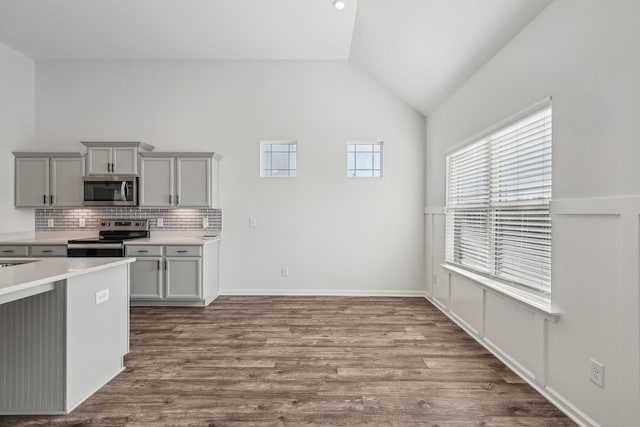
[{"left": 441, "top": 263, "right": 560, "bottom": 321}]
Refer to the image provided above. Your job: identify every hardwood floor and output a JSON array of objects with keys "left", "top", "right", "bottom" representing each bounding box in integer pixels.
[{"left": 1, "top": 297, "right": 575, "bottom": 426}]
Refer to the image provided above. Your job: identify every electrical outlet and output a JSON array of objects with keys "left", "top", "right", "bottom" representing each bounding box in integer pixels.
[
  {"left": 590, "top": 358, "right": 604, "bottom": 388},
  {"left": 281, "top": 266, "right": 289, "bottom": 277},
  {"left": 202, "top": 217, "right": 209, "bottom": 228},
  {"left": 79, "top": 218, "right": 86, "bottom": 228},
  {"left": 96, "top": 289, "right": 109, "bottom": 305},
  {"left": 47, "top": 218, "right": 54, "bottom": 228},
  {"left": 157, "top": 218, "right": 164, "bottom": 228},
  {"left": 249, "top": 216, "right": 257, "bottom": 228}
]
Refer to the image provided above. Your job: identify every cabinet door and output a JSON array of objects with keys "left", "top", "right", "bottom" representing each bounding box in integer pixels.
[
  {"left": 113, "top": 147, "right": 138, "bottom": 175},
  {"left": 176, "top": 157, "right": 211, "bottom": 207},
  {"left": 50, "top": 157, "right": 84, "bottom": 207},
  {"left": 87, "top": 147, "right": 112, "bottom": 175},
  {"left": 139, "top": 157, "right": 174, "bottom": 207},
  {"left": 129, "top": 257, "right": 164, "bottom": 299},
  {"left": 15, "top": 158, "right": 49, "bottom": 207},
  {"left": 165, "top": 257, "right": 202, "bottom": 300}
]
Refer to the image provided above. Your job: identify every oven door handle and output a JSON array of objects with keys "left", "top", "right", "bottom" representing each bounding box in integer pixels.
[
  {"left": 67, "top": 243, "right": 124, "bottom": 250},
  {"left": 121, "top": 181, "right": 127, "bottom": 201}
]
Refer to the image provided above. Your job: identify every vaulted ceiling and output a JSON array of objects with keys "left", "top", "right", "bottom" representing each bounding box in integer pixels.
[{"left": 0, "top": 0, "right": 553, "bottom": 115}]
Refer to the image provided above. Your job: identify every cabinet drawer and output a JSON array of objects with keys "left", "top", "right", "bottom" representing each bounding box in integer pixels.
[
  {"left": 0, "top": 246, "right": 29, "bottom": 257},
  {"left": 165, "top": 246, "right": 202, "bottom": 257},
  {"left": 31, "top": 245, "right": 67, "bottom": 257},
  {"left": 126, "top": 245, "right": 163, "bottom": 257}
]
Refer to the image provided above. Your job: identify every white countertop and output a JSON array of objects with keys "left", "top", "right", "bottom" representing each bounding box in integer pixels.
[
  {"left": 125, "top": 231, "right": 221, "bottom": 245},
  {"left": 0, "top": 257, "right": 135, "bottom": 303},
  {"left": 0, "top": 231, "right": 221, "bottom": 246},
  {"left": 0, "top": 231, "right": 95, "bottom": 245}
]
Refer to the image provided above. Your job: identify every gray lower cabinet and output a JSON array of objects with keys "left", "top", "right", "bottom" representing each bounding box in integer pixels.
[
  {"left": 166, "top": 257, "right": 202, "bottom": 299},
  {"left": 129, "top": 257, "right": 163, "bottom": 299},
  {"left": 0, "top": 245, "right": 66, "bottom": 257},
  {"left": 128, "top": 242, "right": 219, "bottom": 306}
]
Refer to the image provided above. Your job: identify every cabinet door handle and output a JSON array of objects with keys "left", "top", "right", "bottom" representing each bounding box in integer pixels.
[
  {"left": 111, "top": 163, "right": 115, "bottom": 172},
  {"left": 50, "top": 195, "right": 54, "bottom": 205},
  {"left": 164, "top": 260, "right": 168, "bottom": 270},
  {"left": 169, "top": 195, "right": 172, "bottom": 204},
  {"left": 157, "top": 260, "right": 161, "bottom": 270},
  {"left": 43, "top": 194, "right": 47, "bottom": 204},
  {"left": 176, "top": 250, "right": 188, "bottom": 253},
  {"left": 176, "top": 195, "right": 179, "bottom": 205},
  {"left": 42, "top": 250, "right": 53, "bottom": 253},
  {"left": 107, "top": 162, "right": 111, "bottom": 172},
  {"left": 137, "top": 250, "right": 148, "bottom": 253},
  {"left": 2, "top": 250, "right": 14, "bottom": 253}
]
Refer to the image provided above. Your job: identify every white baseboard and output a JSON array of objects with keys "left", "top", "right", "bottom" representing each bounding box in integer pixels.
[
  {"left": 217, "top": 289, "right": 426, "bottom": 297},
  {"left": 424, "top": 295, "right": 598, "bottom": 427}
]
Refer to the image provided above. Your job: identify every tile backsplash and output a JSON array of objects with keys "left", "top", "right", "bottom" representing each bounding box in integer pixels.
[{"left": 35, "top": 208, "right": 222, "bottom": 232}]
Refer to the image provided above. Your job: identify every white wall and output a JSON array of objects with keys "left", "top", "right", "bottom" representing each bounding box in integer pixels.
[
  {"left": 425, "top": 0, "right": 640, "bottom": 426},
  {"left": 0, "top": 42, "right": 35, "bottom": 232},
  {"left": 34, "top": 60, "right": 426, "bottom": 295}
]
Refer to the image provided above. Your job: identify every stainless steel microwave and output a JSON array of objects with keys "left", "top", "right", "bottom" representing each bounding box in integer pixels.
[{"left": 83, "top": 176, "right": 138, "bottom": 206}]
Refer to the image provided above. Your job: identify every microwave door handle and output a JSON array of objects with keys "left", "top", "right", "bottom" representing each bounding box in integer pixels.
[{"left": 121, "top": 181, "right": 127, "bottom": 201}]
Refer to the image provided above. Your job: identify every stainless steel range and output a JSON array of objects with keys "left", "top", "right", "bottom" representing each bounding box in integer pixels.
[{"left": 67, "top": 219, "right": 150, "bottom": 257}]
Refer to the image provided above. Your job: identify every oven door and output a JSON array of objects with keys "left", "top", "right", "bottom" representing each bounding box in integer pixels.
[
  {"left": 83, "top": 176, "right": 137, "bottom": 206},
  {"left": 67, "top": 243, "right": 124, "bottom": 257}
]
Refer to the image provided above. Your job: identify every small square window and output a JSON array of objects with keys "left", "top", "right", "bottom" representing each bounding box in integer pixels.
[
  {"left": 261, "top": 141, "right": 297, "bottom": 177},
  {"left": 347, "top": 142, "right": 383, "bottom": 177}
]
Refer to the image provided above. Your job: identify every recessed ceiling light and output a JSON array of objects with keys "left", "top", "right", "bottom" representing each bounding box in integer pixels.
[{"left": 333, "top": 0, "right": 345, "bottom": 10}]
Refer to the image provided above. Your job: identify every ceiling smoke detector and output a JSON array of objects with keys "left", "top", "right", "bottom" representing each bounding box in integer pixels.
[{"left": 333, "top": 0, "right": 345, "bottom": 10}]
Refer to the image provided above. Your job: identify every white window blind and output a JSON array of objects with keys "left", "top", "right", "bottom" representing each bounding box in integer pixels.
[{"left": 446, "top": 105, "right": 552, "bottom": 293}]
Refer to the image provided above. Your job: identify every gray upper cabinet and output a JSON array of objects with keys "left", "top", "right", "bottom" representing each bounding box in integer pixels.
[
  {"left": 15, "top": 157, "right": 49, "bottom": 207},
  {"left": 139, "top": 157, "right": 174, "bottom": 207},
  {"left": 176, "top": 157, "right": 211, "bottom": 207},
  {"left": 82, "top": 142, "right": 154, "bottom": 176},
  {"left": 14, "top": 153, "right": 84, "bottom": 208},
  {"left": 139, "top": 152, "right": 221, "bottom": 208},
  {"left": 50, "top": 157, "right": 85, "bottom": 207}
]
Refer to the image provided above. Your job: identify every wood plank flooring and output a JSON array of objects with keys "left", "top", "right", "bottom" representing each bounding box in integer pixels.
[{"left": 1, "top": 296, "right": 575, "bottom": 426}]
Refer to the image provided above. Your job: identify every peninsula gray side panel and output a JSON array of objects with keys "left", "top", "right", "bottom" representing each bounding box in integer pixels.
[{"left": 0, "top": 283, "right": 65, "bottom": 414}]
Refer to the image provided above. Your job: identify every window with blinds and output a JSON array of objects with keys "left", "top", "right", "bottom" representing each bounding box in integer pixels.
[{"left": 445, "top": 105, "right": 552, "bottom": 293}]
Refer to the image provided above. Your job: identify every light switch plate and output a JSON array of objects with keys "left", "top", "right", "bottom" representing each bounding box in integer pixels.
[
  {"left": 79, "top": 218, "right": 86, "bottom": 228},
  {"left": 157, "top": 218, "right": 164, "bottom": 227},
  {"left": 47, "top": 218, "right": 54, "bottom": 228},
  {"left": 202, "top": 218, "right": 209, "bottom": 228}
]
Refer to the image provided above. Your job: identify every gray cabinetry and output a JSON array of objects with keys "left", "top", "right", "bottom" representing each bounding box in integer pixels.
[
  {"left": 129, "top": 257, "right": 163, "bottom": 299},
  {"left": 166, "top": 257, "right": 202, "bottom": 300},
  {"left": 139, "top": 152, "right": 221, "bottom": 208},
  {"left": 14, "top": 157, "right": 49, "bottom": 207},
  {"left": 176, "top": 157, "right": 211, "bottom": 207},
  {"left": 50, "top": 157, "right": 84, "bottom": 207},
  {"left": 82, "top": 142, "right": 154, "bottom": 176},
  {"left": 138, "top": 157, "right": 174, "bottom": 207},
  {"left": 127, "top": 242, "right": 218, "bottom": 306},
  {"left": 14, "top": 153, "right": 84, "bottom": 208},
  {"left": 0, "top": 245, "right": 67, "bottom": 257},
  {"left": 0, "top": 245, "right": 30, "bottom": 257},
  {"left": 30, "top": 245, "right": 67, "bottom": 257}
]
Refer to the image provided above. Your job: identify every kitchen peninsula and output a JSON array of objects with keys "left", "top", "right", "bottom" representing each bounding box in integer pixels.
[{"left": 0, "top": 257, "right": 134, "bottom": 414}]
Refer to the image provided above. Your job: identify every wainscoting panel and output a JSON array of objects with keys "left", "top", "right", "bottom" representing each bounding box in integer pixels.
[
  {"left": 450, "top": 274, "right": 484, "bottom": 335},
  {"left": 425, "top": 197, "right": 640, "bottom": 426},
  {"left": 484, "top": 292, "right": 536, "bottom": 377}
]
